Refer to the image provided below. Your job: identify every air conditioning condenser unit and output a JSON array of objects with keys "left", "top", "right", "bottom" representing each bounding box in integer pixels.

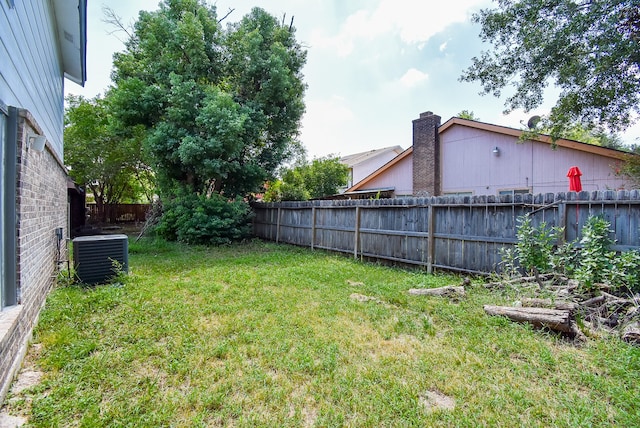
[{"left": 72, "top": 234, "right": 129, "bottom": 285}]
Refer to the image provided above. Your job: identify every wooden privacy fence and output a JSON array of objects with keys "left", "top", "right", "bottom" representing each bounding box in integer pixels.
[
  {"left": 252, "top": 190, "right": 640, "bottom": 275},
  {"left": 87, "top": 204, "right": 150, "bottom": 224}
]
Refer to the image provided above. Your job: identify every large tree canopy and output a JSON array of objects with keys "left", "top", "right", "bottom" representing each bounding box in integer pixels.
[
  {"left": 109, "top": 0, "right": 306, "bottom": 198},
  {"left": 64, "top": 95, "right": 152, "bottom": 220},
  {"left": 461, "top": 0, "right": 640, "bottom": 138}
]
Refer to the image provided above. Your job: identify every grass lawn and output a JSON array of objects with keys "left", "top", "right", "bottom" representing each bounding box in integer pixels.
[{"left": 5, "top": 239, "right": 639, "bottom": 427}]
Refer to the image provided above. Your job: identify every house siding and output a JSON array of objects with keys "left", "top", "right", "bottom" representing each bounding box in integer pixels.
[
  {"left": 0, "top": 0, "right": 64, "bottom": 157},
  {"left": 358, "top": 155, "right": 414, "bottom": 196},
  {"left": 0, "top": 0, "right": 76, "bottom": 406},
  {"left": 440, "top": 126, "right": 629, "bottom": 195},
  {"left": 351, "top": 151, "right": 402, "bottom": 185}
]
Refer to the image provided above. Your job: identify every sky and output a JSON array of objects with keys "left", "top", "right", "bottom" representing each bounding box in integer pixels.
[{"left": 65, "top": 0, "right": 640, "bottom": 159}]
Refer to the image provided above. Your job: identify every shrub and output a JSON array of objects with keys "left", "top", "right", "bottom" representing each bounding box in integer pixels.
[
  {"left": 551, "top": 241, "right": 579, "bottom": 277},
  {"left": 156, "top": 193, "right": 253, "bottom": 245},
  {"left": 509, "top": 214, "right": 639, "bottom": 293},
  {"left": 604, "top": 249, "right": 640, "bottom": 293},
  {"left": 574, "top": 216, "right": 614, "bottom": 290},
  {"left": 514, "top": 216, "right": 562, "bottom": 276},
  {"left": 497, "top": 247, "right": 519, "bottom": 278}
]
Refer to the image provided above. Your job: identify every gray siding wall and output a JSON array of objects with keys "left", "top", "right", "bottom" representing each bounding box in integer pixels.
[
  {"left": 0, "top": 0, "right": 65, "bottom": 156},
  {"left": 440, "top": 126, "right": 630, "bottom": 195}
]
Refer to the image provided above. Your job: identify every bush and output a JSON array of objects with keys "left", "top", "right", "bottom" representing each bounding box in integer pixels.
[
  {"left": 514, "top": 216, "right": 562, "bottom": 275},
  {"left": 574, "top": 216, "right": 615, "bottom": 290},
  {"left": 550, "top": 241, "right": 579, "bottom": 277},
  {"left": 156, "top": 193, "right": 253, "bottom": 245},
  {"left": 509, "top": 214, "right": 640, "bottom": 293},
  {"left": 605, "top": 250, "right": 640, "bottom": 292}
]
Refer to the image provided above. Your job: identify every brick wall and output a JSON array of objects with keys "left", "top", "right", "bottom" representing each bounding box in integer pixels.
[
  {"left": 0, "top": 109, "right": 67, "bottom": 404},
  {"left": 412, "top": 111, "right": 441, "bottom": 196}
]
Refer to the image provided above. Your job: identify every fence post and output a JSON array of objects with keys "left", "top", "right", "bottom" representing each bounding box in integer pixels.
[
  {"left": 276, "top": 207, "right": 282, "bottom": 243},
  {"left": 558, "top": 201, "right": 567, "bottom": 243},
  {"left": 427, "top": 204, "right": 434, "bottom": 274},
  {"left": 354, "top": 206, "right": 361, "bottom": 259},
  {"left": 311, "top": 206, "right": 316, "bottom": 250}
]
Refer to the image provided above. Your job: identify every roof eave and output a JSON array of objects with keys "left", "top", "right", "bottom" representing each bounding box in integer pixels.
[
  {"left": 53, "top": 0, "right": 87, "bottom": 86},
  {"left": 440, "top": 117, "right": 630, "bottom": 160}
]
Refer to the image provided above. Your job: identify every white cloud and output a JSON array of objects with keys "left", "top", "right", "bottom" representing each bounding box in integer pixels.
[
  {"left": 310, "top": 0, "right": 487, "bottom": 56},
  {"left": 439, "top": 41, "right": 448, "bottom": 52},
  {"left": 399, "top": 68, "right": 429, "bottom": 88}
]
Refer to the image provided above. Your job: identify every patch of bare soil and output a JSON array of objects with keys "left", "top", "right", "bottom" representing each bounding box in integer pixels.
[
  {"left": 419, "top": 389, "right": 455, "bottom": 412},
  {"left": 0, "top": 344, "right": 45, "bottom": 427},
  {"left": 0, "top": 411, "right": 26, "bottom": 428}
]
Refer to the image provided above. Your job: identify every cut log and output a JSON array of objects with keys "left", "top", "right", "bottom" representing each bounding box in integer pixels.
[
  {"left": 520, "top": 298, "right": 576, "bottom": 312},
  {"left": 483, "top": 305, "right": 574, "bottom": 333},
  {"left": 408, "top": 286, "right": 465, "bottom": 297}
]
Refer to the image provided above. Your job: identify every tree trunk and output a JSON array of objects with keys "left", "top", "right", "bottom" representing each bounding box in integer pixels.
[
  {"left": 483, "top": 305, "right": 574, "bottom": 333},
  {"left": 93, "top": 194, "right": 107, "bottom": 224}
]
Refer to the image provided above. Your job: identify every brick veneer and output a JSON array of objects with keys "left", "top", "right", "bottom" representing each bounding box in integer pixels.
[
  {"left": 412, "top": 111, "right": 441, "bottom": 196},
  {"left": 0, "top": 109, "right": 67, "bottom": 404}
]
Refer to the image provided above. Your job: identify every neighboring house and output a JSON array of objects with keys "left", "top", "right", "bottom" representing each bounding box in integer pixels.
[
  {"left": 346, "top": 111, "right": 632, "bottom": 198},
  {"left": 1, "top": 0, "right": 86, "bottom": 405},
  {"left": 340, "top": 146, "right": 404, "bottom": 190}
]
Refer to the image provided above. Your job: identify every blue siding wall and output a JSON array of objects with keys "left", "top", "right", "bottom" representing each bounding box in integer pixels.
[{"left": 0, "top": 1, "right": 65, "bottom": 156}]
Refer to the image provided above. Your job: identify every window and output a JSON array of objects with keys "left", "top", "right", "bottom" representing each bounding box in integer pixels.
[
  {"left": 498, "top": 189, "right": 530, "bottom": 197},
  {"left": 444, "top": 191, "right": 473, "bottom": 197},
  {"left": 1, "top": 102, "right": 17, "bottom": 309}
]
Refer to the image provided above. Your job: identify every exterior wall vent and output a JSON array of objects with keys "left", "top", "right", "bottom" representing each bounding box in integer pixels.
[{"left": 72, "top": 234, "right": 128, "bottom": 284}]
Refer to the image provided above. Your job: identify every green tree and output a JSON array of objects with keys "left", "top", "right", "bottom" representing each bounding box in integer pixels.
[
  {"left": 461, "top": 0, "right": 640, "bottom": 138},
  {"left": 264, "top": 156, "right": 349, "bottom": 201},
  {"left": 619, "top": 145, "right": 640, "bottom": 187},
  {"left": 534, "top": 121, "right": 627, "bottom": 150},
  {"left": 304, "top": 156, "right": 350, "bottom": 199},
  {"left": 265, "top": 169, "right": 310, "bottom": 202},
  {"left": 109, "top": 1, "right": 306, "bottom": 198},
  {"left": 457, "top": 110, "right": 480, "bottom": 121},
  {"left": 64, "top": 95, "right": 152, "bottom": 222}
]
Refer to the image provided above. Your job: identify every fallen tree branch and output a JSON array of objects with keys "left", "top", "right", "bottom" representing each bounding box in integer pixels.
[
  {"left": 520, "top": 298, "right": 576, "bottom": 312},
  {"left": 484, "top": 305, "right": 574, "bottom": 333},
  {"left": 582, "top": 295, "right": 606, "bottom": 307}
]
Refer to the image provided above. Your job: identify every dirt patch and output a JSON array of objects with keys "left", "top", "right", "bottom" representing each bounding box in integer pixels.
[
  {"left": 349, "top": 293, "right": 380, "bottom": 303},
  {"left": 0, "top": 411, "right": 26, "bottom": 428},
  {"left": 0, "top": 343, "right": 46, "bottom": 426},
  {"left": 9, "top": 371, "right": 42, "bottom": 396},
  {"left": 419, "top": 389, "right": 455, "bottom": 412}
]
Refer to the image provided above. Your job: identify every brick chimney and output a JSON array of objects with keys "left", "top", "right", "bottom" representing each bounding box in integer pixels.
[{"left": 412, "top": 111, "right": 441, "bottom": 196}]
